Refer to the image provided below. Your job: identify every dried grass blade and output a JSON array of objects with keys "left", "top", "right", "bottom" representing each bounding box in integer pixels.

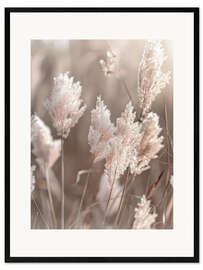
[
  {"left": 146, "top": 169, "right": 166, "bottom": 199},
  {"left": 76, "top": 169, "right": 94, "bottom": 184}
]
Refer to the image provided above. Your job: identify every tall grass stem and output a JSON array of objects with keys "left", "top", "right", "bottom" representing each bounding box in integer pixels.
[
  {"left": 69, "top": 170, "right": 91, "bottom": 228},
  {"left": 32, "top": 195, "right": 50, "bottom": 229},
  {"left": 103, "top": 169, "right": 117, "bottom": 225},
  {"left": 45, "top": 169, "right": 57, "bottom": 228},
  {"left": 114, "top": 170, "right": 130, "bottom": 226},
  {"left": 61, "top": 138, "right": 65, "bottom": 229}
]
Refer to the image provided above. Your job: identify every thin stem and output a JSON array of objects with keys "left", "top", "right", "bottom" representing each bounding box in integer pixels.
[
  {"left": 165, "top": 105, "right": 170, "bottom": 183},
  {"left": 118, "top": 76, "right": 135, "bottom": 108},
  {"left": 126, "top": 205, "right": 133, "bottom": 229},
  {"left": 157, "top": 104, "right": 173, "bottom": 208},
  {"left": 103, "top": 169, "right": 117, "bottom": 225},
  {"left": 69, "top": 170, "right": 91, "bottom": 229},
  {"left": 118, "top": 174, "right": 135, "bottom": 226},
  {"left": 103, "top": 40, "right": 135, "bottom": 109},
  {"left": 158, "top": 180, "right": 170, "bottom": 207},
  {"left": 166, "top": 195, "right": 173, "bottom": 220},
  {"left": 61, "top": 138, "right": 65, "bottom": 229},
  {"left": 33, "top": 213, "right": 38, "bottom": 228},
  {"left": 114, "top": 169, "right": 130, "bottom": 227},
  {"left": 32, "top": 195, "right": 50, "bottom": 229},
  {"left": 166, "top": 195, "right": 173, "bottom": 228},
  {"left": 45, "top": 168, "right": 57, "bottom": 229}
]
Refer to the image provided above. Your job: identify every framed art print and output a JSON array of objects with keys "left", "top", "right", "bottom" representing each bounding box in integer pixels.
[{"left": 5, "top": 7, "right": 199, "bottom": 262}]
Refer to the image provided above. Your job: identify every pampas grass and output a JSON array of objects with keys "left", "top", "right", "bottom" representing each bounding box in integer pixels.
[
  {"left": 31, "top": 40, "right": 173, "bottom": 230},
  {"left": 133, "top": 195, "right": 157, "bottom": 229},
  {"left": 31, "top": 115, "right": 60, "bottom": 228},
  {"left": 100, "top": 50, "right": 120, "bottom": 77},
  {"left": 45, "top": 72, "right": 86, "bottom": 229},
  {"left": 138, "top": 40, "right": 171, "bottom": 119}
]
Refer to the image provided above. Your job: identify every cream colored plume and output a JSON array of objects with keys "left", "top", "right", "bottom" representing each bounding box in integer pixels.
[
  {"left": 100, "top": 50, "right": 119, "bottom": 77},
  {"left": 88, "top": 96, "right": 115, "bottom": 163},
  {"left": 129, "top": 112, "right": 164, "bottom": 175},
  {"left": 45, "top": 72, "right": 86, "bottom": 138},
  {"left": 133, "top": 195, "right": 157, "bottom": 229},
  {"left": 31, "top": 115, "right": 61, "bottom": 176},
  {"left": 138, "top": 40, "right": 171, "bottom": 118}
]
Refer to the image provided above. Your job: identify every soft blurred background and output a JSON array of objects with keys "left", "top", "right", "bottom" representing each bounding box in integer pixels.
[{"left": 31, "top": 40, "right": 173, "bottom": 229}]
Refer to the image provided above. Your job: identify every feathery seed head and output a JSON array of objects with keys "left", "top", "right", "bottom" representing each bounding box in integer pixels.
[
  {"left": 114, "top": 102, "right": 143, "bottom": 177},
  {"left": 104, "top": 136, "right": 130, "bottom": 182},
  {"left": 45, "top": 72, "right": 86, "bottom": 138},
  {"left": 31, "top": 115, "right": 61, "bottom": 176},
  {"left": 133, "top": 195, "right": 157, "bottom": 229},
  {"left": 130, "top": 112, "right": 164, "bottom": 175},
  {"left": 138, "top": 40, "right": 171, "bottom": 118},
  {"left": 88, "top": 96, "right": 115, "bottom": 163},
  {"left": 100, "top": 50, "right": 119, "bottom": 77},
  {"left": 115, "top": 101, "right": 136, "bottom": 137}
]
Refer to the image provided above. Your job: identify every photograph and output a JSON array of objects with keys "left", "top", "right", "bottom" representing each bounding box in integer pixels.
[
  {"left": 31, "top": 39, "right": 173, "bottom": 230},
  {"left": 6, "top": 7, "right": 199, "bottom": 262}
]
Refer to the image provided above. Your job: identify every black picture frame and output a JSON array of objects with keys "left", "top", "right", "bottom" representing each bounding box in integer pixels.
[{"left": 5, "top": 7, "right": 199, "bottom": 263}]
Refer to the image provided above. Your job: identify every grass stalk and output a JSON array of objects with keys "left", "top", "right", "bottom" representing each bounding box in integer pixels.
[
  {"left": 45, "top": 168, "right": 57, "bottom": 229},
  {"left": 118, "top": 76, "right": 135, "bottom": 108},
  {"left": 118, "top": 175, "right": 136, "bottom": 226},
  {"left": 32, "top": 195, "right": 50, "bottom": 229},
  {"left": 69, "top": 170, "right": 91, "bottom": 229},
  {"left": 61, "top": 138, "right": 65, "bottom": 229},
  {"left": 114, "top": 169, "right": 130, "bottom": 226},
  {"left": 103, "top": 169, "right": 117, "bottom": 225},
  {"left": 164, "top": 104, "right": 171, "bottom": 187}
]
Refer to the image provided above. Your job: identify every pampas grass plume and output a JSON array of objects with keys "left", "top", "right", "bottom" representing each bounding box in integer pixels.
[
  {"left": 133, "top": 195, "right": 157, "bottom": 229},
  {"left": 88, "top": 96, "right": 115, "bottom": 163},
  {"left": 45, "top": 72, "right": 86, "bottom": 138},
  {"left": 138, "top": 40, "right": 171, "bottom": 118},
  {"left": 100, "top": 50, "right": 119, "bottom": 77},
  {"left": 31, "top": 114, "right": 61, "bottom": 175}
]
